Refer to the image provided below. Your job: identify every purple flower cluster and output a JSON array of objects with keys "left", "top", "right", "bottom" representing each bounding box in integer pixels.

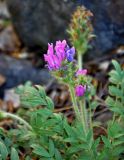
[
  {"left": 44, "top": 40, "right": 88, "bottom": 97},
  {"left": 44, "top": 40, "right": 75, "bottom": 70}
]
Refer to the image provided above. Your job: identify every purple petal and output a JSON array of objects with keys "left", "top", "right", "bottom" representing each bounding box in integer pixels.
[
  {"left": 66, "top": 47, "right": 75, "bottom": 62},
  {"left": 76, "top": 69, "right": 87, "bottom": 76},
  {"left": 75, "top": 85, "right": 86, "bottom": 97}
]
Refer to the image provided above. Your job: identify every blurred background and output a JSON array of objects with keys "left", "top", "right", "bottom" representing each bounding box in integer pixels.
[{"left": 0, "top": 0, "right": 123, "bottom": 119}]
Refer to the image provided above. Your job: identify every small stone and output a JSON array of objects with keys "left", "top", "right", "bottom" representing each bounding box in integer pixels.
[
  {"left": 0, "top": 74, "right": 6, "bottom": 86},
  {"left": 4, "top": 89, "right": 20, "bottom": 108}
]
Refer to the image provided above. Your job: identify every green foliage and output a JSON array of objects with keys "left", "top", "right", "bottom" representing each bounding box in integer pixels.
[
  {"left": 101, "top": 60, "right": 124, "bottom": 160},
  {"left": 16, "top": 82, "right": 54, "bottom": 110},
  {"left": 105, "top": 60, "right": 124, "bottom": 116},
  {"left": 0, "top": 60, "right": 124, "bottom": 159},
  {"left": 10, "top": 147, "right": 19, "bottom": 160},
  {"left": 7, "top": 83, "right": 99, "bottom": 159},
  {"left": 0, "top": 141, "right": 8, "bottom": 160},
  {"left": 31, "top": 144, "right": 51, "bottom": 158},
  {"left": 98, "top": 121, "right": 124, "bottom": 160},
  {"left": 0, "top": 133, "right": 19, "bottom": 160}
]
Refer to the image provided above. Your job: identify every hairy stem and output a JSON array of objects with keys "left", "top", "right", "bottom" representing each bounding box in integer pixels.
[
  {"left": 0, "top": 111, "right": 32, "bottom": 131},
  {"left": 78, "top": 53, "right": 83, "bottom": 69},
  {"left": 79, "top": 99, "right": 88, "bottom": 135},
  {"left": 69, "top": 85, "right": 80, "bottom": 122},
  {"left": 79, "top": 97, "right": 89, "bottom": 133}
]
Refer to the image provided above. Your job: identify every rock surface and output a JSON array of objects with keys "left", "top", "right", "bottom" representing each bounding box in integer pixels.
[
  {"left": 0, "top": 54, "right": 52, "bottom": 97},
  {"left": 80, "top": 0, "right": 124, "bottom": 55},
  {"left": 6, "top": 0, "right": 124, "bottom": 56},
  {"left": 6, "top": 0, "right": 74, "bottom": 48}
]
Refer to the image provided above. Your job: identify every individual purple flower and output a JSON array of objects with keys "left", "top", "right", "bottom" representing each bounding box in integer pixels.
[
  {"left": 44, "top": 43, "right": 60, "bottom": 70},
  {"left": 76, "top": 69, "right": 87, "bottom": 76},
  {"left": 47, "top": 43, "right": 54, "bottom": 55},
  {"left": 44, "top": 40, "right": 75, "bottom": 70},
  {"left": 65, "top": 46, "right": 75, "bottom": 62},
  {"left": 55, "top": 40, "right": 67, "bottom": 61},
  {"left": 75, "top": 85, "right": 86, "bottom": 97}
]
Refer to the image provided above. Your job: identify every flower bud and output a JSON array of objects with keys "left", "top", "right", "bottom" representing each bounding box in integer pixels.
[
  {"left": 75, "top": 85, "right": 86, "bottom": 97},
  {"left": 76, "top": 69, "right": 87, "bottom": 76}
]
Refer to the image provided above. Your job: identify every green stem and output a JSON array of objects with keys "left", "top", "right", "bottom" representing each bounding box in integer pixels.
[
  {"left": 1, "top": 111, "right": 32, "bottom": 131},
  {"left": 78, "top": 53, "right": 83, "bottom": 69},
  {"left": 89, "top": 110, "right": 92, "bottom": 130},
  {"left": 112, "top": 113, "right": 116, "bottom": 124},
  {"left": 69, "top": 85, "right": 80, "bottom": 122},
  {"left": 79, "top": 99, "right": 88, "bottom": 135},
  {"left": 118, "top": 115, "right": 122, "bottom": 123},
  {"left": 112, "top": 84, "right": 120, "bottom": 124},
  {"left": 121, "top": 80, "right": 124, "bottom": 107},
  {"left": 89, "top": 101, "right": 93, "bottom": 130}
]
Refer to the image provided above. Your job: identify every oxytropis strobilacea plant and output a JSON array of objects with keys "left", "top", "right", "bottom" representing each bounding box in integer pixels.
[
  {"left": 44, "top": 40, "right": 91, "bottom": 137},
  {"left": 0, "top": 10, "right": 123, "bottom": 160},
  {"left": 0, "top": 41, "right": 124, "bottom": 159},
  {"left": 44, "top": 40, "right": 124, "bottom": 159}
]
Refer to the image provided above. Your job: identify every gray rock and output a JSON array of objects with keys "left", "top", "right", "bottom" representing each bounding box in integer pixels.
[
  {"left": 79, "top": 0, "right": 124, "bottom": 55},
  {"left": 6, "top": 0, "right": 75, "bottom": 48},
  {"left": 0, "top": 54, "right": 52, "bottom": 97},
  {"left": 6, "top": 0, "right": 124, "bottom": 56}
]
